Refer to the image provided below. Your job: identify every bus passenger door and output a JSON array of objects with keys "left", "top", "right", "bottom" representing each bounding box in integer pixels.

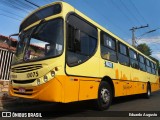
[{"left": 65, "top": 14, "right": 100, "bottom": 101}]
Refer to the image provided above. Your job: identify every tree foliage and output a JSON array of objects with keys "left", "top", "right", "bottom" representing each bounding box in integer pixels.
[{"left": 136, "top": 43, "right": 152, "bottom": 56}]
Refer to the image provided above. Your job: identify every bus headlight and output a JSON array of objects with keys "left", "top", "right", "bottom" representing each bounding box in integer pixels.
[
  {"left": 44, "top": 75, "right": 48, "bottom": 82},
  {"left": 37, "top": 79, "right": 40, "bottom": 85},
  {"left": 51, "top": 71, "right": 55, "bottom": 77}
]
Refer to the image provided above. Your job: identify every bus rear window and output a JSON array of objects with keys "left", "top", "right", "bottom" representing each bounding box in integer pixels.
[{"left": 20, "top": 4, "right": 61, "bottom": 31}]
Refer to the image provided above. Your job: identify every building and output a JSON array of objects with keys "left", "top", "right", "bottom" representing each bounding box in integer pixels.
[
  {"left": 0, "top": 34, "right": 16, "bottom": 92},
  {"left": 0, "top": 34, "right": 16, "bottom": 81}
]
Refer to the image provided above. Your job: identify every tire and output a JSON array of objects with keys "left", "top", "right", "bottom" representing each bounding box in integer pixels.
[
  {"left": 144, "top": 83, "right": 151, "bottom": 99},
  {"left": 95, "top": 81, "right": 113, "bottom": 111}
]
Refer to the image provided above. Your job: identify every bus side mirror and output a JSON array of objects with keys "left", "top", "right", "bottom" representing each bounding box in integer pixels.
[
  {"left": 74, "top": 29, "right": 81, "bottom": 52},
  {"left": 8, "top": 33, "right": 19, "bottom": 48}
]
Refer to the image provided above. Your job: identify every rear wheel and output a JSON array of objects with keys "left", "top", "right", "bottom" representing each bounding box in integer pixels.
[
  {"left": 144, "top": 83, "right": 151, "bottom": 99},
  {"left": 96, "top": 81, "right": 112, "bottom": 110}
]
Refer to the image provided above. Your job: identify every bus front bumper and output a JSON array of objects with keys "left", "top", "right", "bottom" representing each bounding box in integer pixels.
[{"left": 9, "top": 77, "right": 63, "bottom": 102}]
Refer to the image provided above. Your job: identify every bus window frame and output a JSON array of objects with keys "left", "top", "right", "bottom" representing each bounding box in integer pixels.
[
  {"left": 118, "top": 42, "right": 130, "bottom": 66},
  {"left": 129, "top": 48, "right": 139, "bottom": 69},
  {"left": 145, "top": 58, "right": 152, "bottom": 73},
  {"left": 66, "top": 13, "right": 98, "bottom": 67},
  {"left": 100, "top": 31, "right": 118, "bottom": 63},
  {"left": 151, "top": 61, "right": 156, "bottom": 75},
  {"left": 138, "top": 54, "right": 146, "bottom": 72}
]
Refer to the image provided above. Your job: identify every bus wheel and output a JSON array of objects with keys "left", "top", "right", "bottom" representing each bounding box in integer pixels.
[
  {"left": 144, "top": 83, "right": 151, "bottom": 99},
  {"left": 96, "top": 81, "right": 112, "bottom": 110}
]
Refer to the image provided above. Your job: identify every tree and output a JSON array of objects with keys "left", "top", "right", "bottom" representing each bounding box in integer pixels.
[{"left": 136, "top": 43, "right": 152, "bottom": 56}]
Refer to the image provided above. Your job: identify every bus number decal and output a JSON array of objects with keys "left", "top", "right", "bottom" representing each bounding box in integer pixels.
[
  {"left": 105, "top": 61, "right": 113, "bottom": 68},
  {"left": 27, "top": 71, "right": 39, "bottom": 78}
]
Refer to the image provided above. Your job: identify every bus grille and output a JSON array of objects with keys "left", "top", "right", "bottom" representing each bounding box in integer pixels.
[
  {"left": 14, "top": 92, "right": 33, "bottom": 96},
  {"left": 13, "top": 88, "right": 33, "bottom": 92},
  {"left": 13, "top": 88, "right": 34, "bottom": 96},
  {"left": 11, "top": 64, "right": 42, "bottom": 73},
  {"left": 13, "top": 79, "right": 36, "bottom": 84}
]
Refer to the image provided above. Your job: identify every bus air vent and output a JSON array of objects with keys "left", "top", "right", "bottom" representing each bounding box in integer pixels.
[
  {"left": 11, "top": 64, "right": 42, "bottom": 73},
  {"left": 13, "top": 79, "right": 36, "bottom": 84}
]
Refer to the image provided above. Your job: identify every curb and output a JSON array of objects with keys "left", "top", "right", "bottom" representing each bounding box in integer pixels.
[
  {"left": 0, "top": 97, "right": 17, "bottom": 105},
  {"left": 0, "top": 92, "right": 17, "bottom": 110}
]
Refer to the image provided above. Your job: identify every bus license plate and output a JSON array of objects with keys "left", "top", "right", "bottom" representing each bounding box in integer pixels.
[{"left": 19, "top": 88, "right": 26, "bottom": 93}]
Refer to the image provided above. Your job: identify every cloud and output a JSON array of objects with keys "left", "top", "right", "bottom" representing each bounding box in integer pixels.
[
  {"left": 136, "top": 35, "right": 160, "bottom": 61},
  {"left": 127, "top": 35, "right": 160, "bottom": 61},
  {"left": 137, "top": 36, "right": 160, "bottom": 45}
]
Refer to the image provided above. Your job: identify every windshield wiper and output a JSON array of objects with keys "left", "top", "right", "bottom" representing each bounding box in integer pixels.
[
  {"left": 23, "top": 19, "right": 46, "bottom": 61},
  {"left": 29, "top": 19, "right": 46, "bottom": 39}
]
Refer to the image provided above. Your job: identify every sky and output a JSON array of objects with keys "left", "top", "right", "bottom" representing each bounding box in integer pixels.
[{"left": 0, "top": 0, "right": 160, "bottom": 61}]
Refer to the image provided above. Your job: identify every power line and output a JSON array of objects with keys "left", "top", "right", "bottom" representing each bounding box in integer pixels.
[
  {"left": 0, "top": 0, "right": 30, "bottom": 13},
  {"left": 15, "top": 0, "right": 36, "bottom": 10},
  {"left": 0, "top": 0, "right": 40, "bottom": 21},
  {"left": 129, "top": 0, "right": 149, "bottom": 25},
  {"left": 0, "top": 14, "right": 21, "bottom": 21},
  {"left": 110, "top": 0, "right": 136, "bottom": 26},
  {"left": 84, "top": 0, "right": 131, "bottom": 40},
  {"left": 45, "top": 0, "right": 53, "bottom": 2},
  {"left": 119, "top": 0, "right": 142, "bottom": 25},
  {"left": 130, "top": 24, "right": 149, "bottom": 47},
  {"left": 136, "top": 27, "right": 160, "bottom": 42},
  {"left": 0, "top": 9, "right": 24, "bottom": 19},
  {"left": 24, "top": 0, "right": 40, "bottom": 8}
]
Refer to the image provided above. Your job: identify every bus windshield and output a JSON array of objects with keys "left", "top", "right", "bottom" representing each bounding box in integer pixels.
[{"left": 12, "top": 18, "right": 63, "bottom": 64}]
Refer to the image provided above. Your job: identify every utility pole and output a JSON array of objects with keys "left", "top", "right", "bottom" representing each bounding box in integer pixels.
[
  {"left": 130, "top": 24, "right": 149, "bottom": 47},
  {"left": 24, "top": 0, "right": 40, "bottom": 8}
]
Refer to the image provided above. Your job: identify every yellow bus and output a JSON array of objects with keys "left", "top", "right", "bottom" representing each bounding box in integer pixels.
[{"left": 9, "top": 1, "right": 159, "bottom": 110}]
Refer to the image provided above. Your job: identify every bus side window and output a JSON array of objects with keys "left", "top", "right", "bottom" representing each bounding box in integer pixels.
[
  {"left": 139, "top": 55, "right": 146, "bottom": 71},
  {"left": 67, "top": 25, "right": 79, "bottom": 65},
  {"left": 129, "top": 49, "right": 139, "bottom": 69},
  {"left": 118, "top": 43, "right": 129, "bottom": 66},
  {"left": 66, "top": 14, "right": 97, "bottom": 66},
  {"left": 100, "top": 32, "right": 117, "bottom": 62},
  {"left": 151, "top": 62, "right": 156, "bottom": 75},
  {"left": 67, "top": 28, "right": 97, "bottom": 66},
  {"left": 146, "top": 59, "right": 151, "bottom": 73}
]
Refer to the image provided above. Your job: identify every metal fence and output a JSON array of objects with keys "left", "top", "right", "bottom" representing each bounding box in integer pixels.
[{"left": 0, "top": 49, "right": 14, "bottom": 80}]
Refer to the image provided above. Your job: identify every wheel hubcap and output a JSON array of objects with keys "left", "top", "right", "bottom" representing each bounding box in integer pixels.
[
  {"left": 148, "top": 89, "right": 151, "bottom": 96},
  {"left": 101, "top": 88, "right": 110, "bottom": 103}
]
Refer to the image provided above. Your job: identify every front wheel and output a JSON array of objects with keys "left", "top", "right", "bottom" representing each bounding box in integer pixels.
[{"left": 96, "top": 81, "right": 112, "bottom": 110}]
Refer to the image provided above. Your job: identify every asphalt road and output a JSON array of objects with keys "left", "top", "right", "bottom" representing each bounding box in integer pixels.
[{"left": 1, "top": 91, "right": 160, "bottom": 120}]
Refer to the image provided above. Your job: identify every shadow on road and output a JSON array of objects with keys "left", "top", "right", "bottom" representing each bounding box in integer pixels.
[
  {"left": 112, "top": 90, "right": 160, "bottom": 106},
  {"left": 112, "top": 94, "right": 144, "bottom": 105},
  {"left": 2, "top": 91, "right": 159, "bottom": 118}
]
